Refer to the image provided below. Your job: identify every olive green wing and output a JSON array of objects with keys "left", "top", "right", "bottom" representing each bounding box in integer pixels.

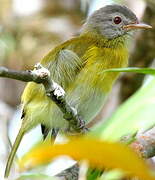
[
  {"left": 40, "top": 37, "right": 92, "bottom": 89},
  {"left": 39, "top": 49, "right": 83, "bottom": 140},
  {"left": 46, "top": 49, "right": 84, "bottom": 88},
  {"left": 22, "top": 37, "right": 91, "bottom": 104}
]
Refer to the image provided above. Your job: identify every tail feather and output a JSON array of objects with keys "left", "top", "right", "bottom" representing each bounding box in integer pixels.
[
  {"left": 4, "top": 128, "right": 24, "bottom": 178},
  {"left": 41, "top": 124, "right": 50, "bottom": 140}
]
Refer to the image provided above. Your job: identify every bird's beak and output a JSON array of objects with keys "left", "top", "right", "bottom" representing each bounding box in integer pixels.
[{"left": 123, "top": 22, "right": 152, "bottom": 30}]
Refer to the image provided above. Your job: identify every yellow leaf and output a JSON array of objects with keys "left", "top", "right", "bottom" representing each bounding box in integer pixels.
[{"left": 18, "top": 138, "right": 155, "bottom": 180}]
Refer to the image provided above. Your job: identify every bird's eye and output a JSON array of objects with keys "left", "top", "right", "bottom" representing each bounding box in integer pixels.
[{"left": 114, "top": 16, "right": 122, "bottom": 24}]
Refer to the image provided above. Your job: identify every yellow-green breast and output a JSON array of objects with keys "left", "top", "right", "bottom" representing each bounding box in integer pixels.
[{"left": 21, "top": 34, "right": 129, "bottom": 129}]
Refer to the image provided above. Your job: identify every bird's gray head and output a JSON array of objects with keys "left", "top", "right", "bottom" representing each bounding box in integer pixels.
[{"left": 84, "top": 5, "right": 151, "bottom": 39}]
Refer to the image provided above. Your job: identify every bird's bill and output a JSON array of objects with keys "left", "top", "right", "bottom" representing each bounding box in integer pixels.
[{"left": 123, "top": 23, "right": 152, "bottom": 30}]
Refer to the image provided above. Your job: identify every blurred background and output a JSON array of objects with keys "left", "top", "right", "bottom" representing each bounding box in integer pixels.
[{"left": 0, "top": 0, "right": 155, "bottom": 179}]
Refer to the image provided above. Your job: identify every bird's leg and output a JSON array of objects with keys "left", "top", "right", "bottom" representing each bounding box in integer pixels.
[
  {"left": 41, "top": 124, "right": 50, "bottom": 140},
  {"left": 66, "top": 115, "right": 89, "bottom": 134},
  {"left": 41, "top": 125, "right": 59, "bottom": 140},
  {"left": 51, "top": 128, "right": 59, "bottom": 139}
]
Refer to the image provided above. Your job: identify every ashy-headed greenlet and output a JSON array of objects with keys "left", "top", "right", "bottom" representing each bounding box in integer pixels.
[{"left": 5, "top": 4, "right": 152, "bottom": 177}]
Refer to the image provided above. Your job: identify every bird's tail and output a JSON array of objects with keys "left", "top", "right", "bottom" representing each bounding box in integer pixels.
[{"left": 4, "top": 128, "right": 24, "bottom": 178}]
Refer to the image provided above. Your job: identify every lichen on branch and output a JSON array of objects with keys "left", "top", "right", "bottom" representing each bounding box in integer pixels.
[{"left": 0, "top": 64, "right": 86, "bottom": 133}]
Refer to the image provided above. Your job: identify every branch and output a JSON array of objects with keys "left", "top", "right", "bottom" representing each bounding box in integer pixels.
[
  {"left": 0, "top": 64, "right": 87, "bottom": 133},
  {"left": 0, "top": 66, "right": 41, "bottom": 82},
  {"left": 56, "top": 164, "right": 79, "bottom": 180},
  {"left": 130, "top": 126, "right": 155, "bottom": 158}
]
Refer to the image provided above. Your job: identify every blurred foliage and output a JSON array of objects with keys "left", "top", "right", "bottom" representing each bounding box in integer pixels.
[
  {"left": 0, "top": 32, "right": 16, "bottom": 64},
  {"left": 93, "top": 75, "right": 155, "bottom": 141},
  {"left": 0, "top": 1, "right": 83, "bottom": 69},
  {"left": 17, "top": 174, "right": 56, "bottom": 180},
  {"left": 18, "top": 136, "right": 155, "bottom": 180},
  {"left": 0, "top": 0, "right": 83, "bottom": 106}
]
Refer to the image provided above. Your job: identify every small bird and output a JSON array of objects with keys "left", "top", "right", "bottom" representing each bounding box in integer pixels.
[{"left": 5, "top": 4, "right": 151, "bottom": 177}]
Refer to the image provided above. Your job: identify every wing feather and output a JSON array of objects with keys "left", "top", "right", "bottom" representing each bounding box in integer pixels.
[{"left": 49, "top": 49, "right": 83, "bottom": 88}]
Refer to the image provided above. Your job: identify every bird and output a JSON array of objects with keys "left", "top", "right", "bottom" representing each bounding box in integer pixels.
[{"left": 4, "top": 4, "right": 152, "bottom": 177}]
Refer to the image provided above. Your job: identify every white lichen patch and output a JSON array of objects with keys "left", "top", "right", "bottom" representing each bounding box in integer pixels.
[
  {"left": 52, "top": 81, "right": 65, "bottom": 97},
  {"left": 32, "top": 63, "right": 50, "bottom": 78}
]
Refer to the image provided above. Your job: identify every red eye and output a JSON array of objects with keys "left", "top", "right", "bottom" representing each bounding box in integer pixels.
[{"left": 114, "top": 16, "right": 122, "bottom": 24}]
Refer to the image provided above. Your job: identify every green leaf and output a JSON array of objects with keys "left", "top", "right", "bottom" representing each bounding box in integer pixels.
[
  {"left": 103, "top": 67, "right": 155, "bottom": 75},
  {"left": 99, "top": 169, "right": 124, "bottom": 180},
  {"left": 16, "top": 174, "right": 56, "bottom": 180}
]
